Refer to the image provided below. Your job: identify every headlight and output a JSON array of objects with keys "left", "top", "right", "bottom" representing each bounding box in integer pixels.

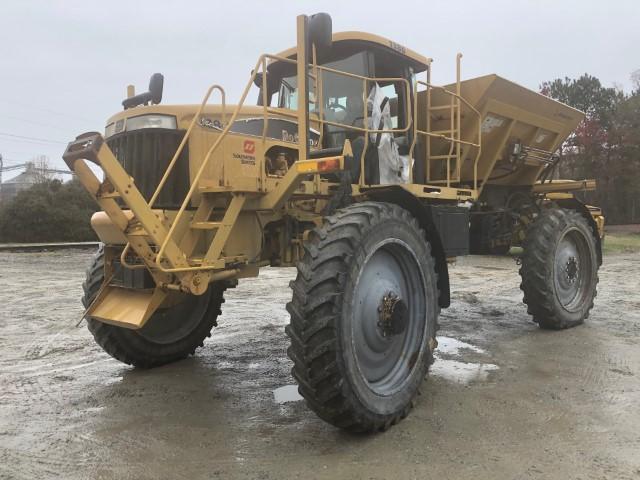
[
  {"left": 104, "top": 115, "right": 177, "bottom": 138},
  {"left": 105, "top": 122, "right": 116, "bottom": 138},
  {"left": 126, "top": 114, "right": 177, "bottom": 131},
  {"left": 104, "top": 119, "right": 126, "bottom": 138}
]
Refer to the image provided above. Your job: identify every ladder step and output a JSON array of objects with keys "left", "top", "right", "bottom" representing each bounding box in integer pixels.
[
  {"left": 188, "top": 254, "right": 248, "bottom": 265},
  {"left": 429, "top": 105, "right": 456, "bottom": 111},
  {"left": 126, "top": 226, "right": 149, "bottom": 236},
  {"left": 428, "top": 179, "right": 461, "bottom": 184},
  {"left": 191, "top": 221, "right": 222, "bottom": 230},
  {"left": 430, "top": 129, "right": 458, "bottom": 135},
  {"left": 429, "top": 155, "right": 457, "bottom": 160},
  {"left": 97, "top": 191, "right": 121, "bottom": 199},
  {"left": 198, "top": 183, "right": 255, "bottom": 193}
]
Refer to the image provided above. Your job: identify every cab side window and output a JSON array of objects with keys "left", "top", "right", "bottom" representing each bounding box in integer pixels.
[{"left": 379, "top": 83, "right": 399, "bottom": 129}]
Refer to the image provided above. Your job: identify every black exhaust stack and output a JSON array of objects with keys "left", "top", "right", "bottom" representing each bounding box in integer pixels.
[{"left": 122, "top": 73, "right": 164, "bottom": 109}]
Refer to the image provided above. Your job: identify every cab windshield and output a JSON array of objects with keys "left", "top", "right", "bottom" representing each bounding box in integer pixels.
[
  {"left": 264, "top": 49, "right": 408, "bottom": 150},
  {"left": 274, "top": 52, "right": 369, "bottom": 117}
]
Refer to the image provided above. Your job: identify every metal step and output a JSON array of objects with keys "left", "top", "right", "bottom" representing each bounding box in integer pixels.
[
  {"left": 430, "top": 129, "right": 459, "bottom": 135},
  {"left": 429, "top": 105, "right": 456, "bottom": 111},
  {"left": 96, "top": 191, "right": 121, "bottom": 199},
  {"left": 188, "top": 254, "right": 248, "bottom": 265},
  {"left": 126, "top": 226, "right": 149, "bottom": 237},
  {"left": 190, "top": 221, "right": 222, "bottom": 230}
]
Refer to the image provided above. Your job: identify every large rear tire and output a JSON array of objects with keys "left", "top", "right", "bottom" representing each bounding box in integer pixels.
[
  {"left": 286, "top": 202, "right": 439, "bottom": 432},
  {"left": 519, "top": 208, "right": 599, "bottom": 330},
  {"left": 82, "top": 245, "right": 225, "bottom": 368}
]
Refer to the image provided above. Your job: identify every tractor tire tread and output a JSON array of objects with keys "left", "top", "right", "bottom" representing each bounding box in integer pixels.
[{"left": 286, "top": 202, "right": 439, "bottom": 432}]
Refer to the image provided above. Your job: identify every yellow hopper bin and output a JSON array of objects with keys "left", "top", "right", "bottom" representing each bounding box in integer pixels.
[{"left": 417, "top": 74, "right": 584, "bottom": 192}]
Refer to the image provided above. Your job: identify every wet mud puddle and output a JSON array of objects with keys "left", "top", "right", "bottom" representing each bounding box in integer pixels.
[
  {"left": 273, "top": 384, "right": 303, "bottom": 404},
  {"left": 272, "top": 336, "right": 497, "bottom": 403},
  {"left": 431, "top": 336, "right": 498, "bottom": 384}
]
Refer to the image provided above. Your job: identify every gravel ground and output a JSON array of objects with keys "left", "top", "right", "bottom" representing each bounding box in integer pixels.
[{"left": 1, "top": 248, "right": 639, "bottom": 479}]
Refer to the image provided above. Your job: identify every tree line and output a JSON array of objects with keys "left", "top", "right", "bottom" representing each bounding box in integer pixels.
[
  {"left": 0, "top": 179, "right": 98, "bottom": 242},
  {"left": 0, "top": 72, "right": 638, "bottom": 243},
  {"left": 541, "top": 73, "right": 640, "bottom": 224}
]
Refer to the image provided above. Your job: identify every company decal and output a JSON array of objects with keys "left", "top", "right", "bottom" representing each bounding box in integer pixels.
[
  {"left": 535, "top": 131, "right": 549, "bottom": 144},
  {"left": 388, "top": 41, "right": 406, "bottom": 55},
  {"left": 233, "top": 140, "right": 256, "bottom": 165},
  {"left": 281, "top": 129, "right": 319, "bottom": 147},
  {"left": 199, "top": 117, "right": 223, "bottom": 129},
  {"left": 243, "top": 140, "right": 255, "bottom": 154},
  {"left": 481, "top": 115, "right": 505, "bottom": 133}
]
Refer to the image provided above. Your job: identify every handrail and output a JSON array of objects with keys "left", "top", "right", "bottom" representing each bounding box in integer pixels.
[
  {"left": 259, "top": 57, "right": 413, "bottom": 137},
  {"left": 415, "top": 78, "right": 482, "bottom": 190},
  {"left": 155, "top": 54, "right": 271, "bottom": 272},
  {"left": 119, "top": 84, "right": 226, "bottom": 271},
  {"left": 316, "top": 65, "right": 413, "bottom": 136},
  {"left": 150, "top": 52, "right": 444, "bottom": 272},
  {"left": 258, "top": 52, "right": 412, "bottom": 187},
  {"left": 150, "top": 85, "right": 226, "bottom": 208},
  {"left": 311, "top": 65, "right": 413, "bottom": 186}
]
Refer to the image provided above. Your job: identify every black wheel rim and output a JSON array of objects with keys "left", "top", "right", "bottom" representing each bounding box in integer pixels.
[
  {"left": 351, "top": 239, "right": 427, "bottom": 396},
  {"left": 137, "top": 290, "right": 212, "bottom": 345},
  {"left": 554, "top": 228, "right": 593, "bottom": 312}
]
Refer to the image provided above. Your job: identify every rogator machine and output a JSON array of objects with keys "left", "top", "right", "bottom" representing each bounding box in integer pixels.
[{"left": 64, "top": 13, "right": 603, "bottom": 432}]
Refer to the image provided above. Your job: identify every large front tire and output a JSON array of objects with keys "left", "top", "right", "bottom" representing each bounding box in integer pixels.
[
  {"left": 519, "top": 208, "right": 599, "bottom": 330},
  {"left": 286, "top": 202, "right": 439, "bottom": 432},
  {"left": 82, "top": 245, "right": 225, "bottom": 368}
]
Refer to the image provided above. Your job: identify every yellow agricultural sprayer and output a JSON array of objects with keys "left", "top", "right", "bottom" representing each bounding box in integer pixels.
[{"left": 64, "top": 13, "right": 603, "bottom": 431}]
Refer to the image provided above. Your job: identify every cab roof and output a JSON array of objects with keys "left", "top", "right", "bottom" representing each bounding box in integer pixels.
[{"left": 274, "top": 31, "right": 430, "bottom": 73}]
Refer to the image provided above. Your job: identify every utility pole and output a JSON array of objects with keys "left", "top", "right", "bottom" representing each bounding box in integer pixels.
[{"left": 0, "top": 153, "right": 3, "bottom": 200}]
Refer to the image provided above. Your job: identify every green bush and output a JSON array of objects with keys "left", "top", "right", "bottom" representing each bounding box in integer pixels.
[{"left": 0, "top": 179, "right": 98, "bottom": 243}]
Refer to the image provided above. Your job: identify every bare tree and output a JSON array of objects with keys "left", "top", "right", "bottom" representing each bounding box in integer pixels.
[
  {"left": 632, "top": 69, "right": 640, "bottom": 92},
  {"left": 30, "top": 155, "right": 56, "bottom": 183}
]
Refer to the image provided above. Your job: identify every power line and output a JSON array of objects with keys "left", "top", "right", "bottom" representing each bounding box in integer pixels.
[
  {"left": 0, "top": 147, "right": 49, "bottom": 156},
  {"left": 0, "top": 137, "right": 63, "bottom": 147},
  {"left": 0, "top": 114, "right": 73, "bottom": 131},
  {"left": 0, "top": 158, "right": 26, "bottom": 166},
  {"left": 0, "top": 131, "right": 67, "bottom": 145},
  {"left": 0, "top": 98, "right": 98, "bottom": 124}
]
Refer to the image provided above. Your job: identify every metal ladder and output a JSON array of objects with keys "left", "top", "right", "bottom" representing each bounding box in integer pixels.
[{"left": 426, "top": 93, "right": 462, "bottom": 186}]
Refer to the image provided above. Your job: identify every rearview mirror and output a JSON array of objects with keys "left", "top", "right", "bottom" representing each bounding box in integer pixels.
[
  {"left": 148, "top": 73, "right": 164, "bottom": 105},
  {"left": 308, "top": 13, "right": 332, "bottom": 54}
]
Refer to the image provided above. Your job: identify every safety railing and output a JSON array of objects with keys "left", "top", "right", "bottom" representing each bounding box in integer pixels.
[
  {"left": 412, "top": 55, "right": 482, "bottom": 190},
  {"left": 416, "top": 80, "right": 482, "bottom": 189},
  {"left": 154, "top": 54, "right": 272, "bottom": 273},
  {"left": 130, "top": 50, "right": 479, "bottom": 273},
  {"left": 119, "top": 85, "right": 227, "bottom": 270},
  {"left": 257, "top": 54, "right": 413, "bottom": 186},
  {"left": 149, "top": 53, "right": 415, "bottom": 272}
]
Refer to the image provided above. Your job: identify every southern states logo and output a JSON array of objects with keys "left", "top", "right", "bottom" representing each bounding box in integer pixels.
[
  {"left": 233, "top": 139, "right": 256, "bottom": 165},
  {"left": 243, "top": 140, "right": 255, "bottom": 154}
]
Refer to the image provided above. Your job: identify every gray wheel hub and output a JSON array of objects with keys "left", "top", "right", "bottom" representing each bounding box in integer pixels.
[
  {"left": 377, "top": 293, "right": 409, "bottom": 338},
  {"left": 351, "top": 239, "right": 427, "bottom": 396},
  {"left": 554, "top": 228, "right": 593, "bottom": 311}
]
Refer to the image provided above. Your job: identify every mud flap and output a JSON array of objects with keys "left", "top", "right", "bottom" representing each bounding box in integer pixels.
[{"left": 87, "top": 286, "right": 167, "bottom": 329}]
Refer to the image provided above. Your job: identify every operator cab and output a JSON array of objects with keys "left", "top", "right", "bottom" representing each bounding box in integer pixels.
[{"left": 259, "top": 32, "right": 429, "bottom": 183}]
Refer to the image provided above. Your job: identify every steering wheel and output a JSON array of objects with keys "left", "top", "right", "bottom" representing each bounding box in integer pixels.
[{"left": 328, "top": 102, "right": 346, "bottom": 112}]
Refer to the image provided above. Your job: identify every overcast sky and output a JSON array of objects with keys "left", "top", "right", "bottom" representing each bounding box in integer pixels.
[{"left": 1, "top": 0, "right": 638, "bottom": 175}]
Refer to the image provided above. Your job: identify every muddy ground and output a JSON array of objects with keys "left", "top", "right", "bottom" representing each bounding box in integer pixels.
[{"left": 1, "top": 248, "right": 639, "bottom": 480}]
